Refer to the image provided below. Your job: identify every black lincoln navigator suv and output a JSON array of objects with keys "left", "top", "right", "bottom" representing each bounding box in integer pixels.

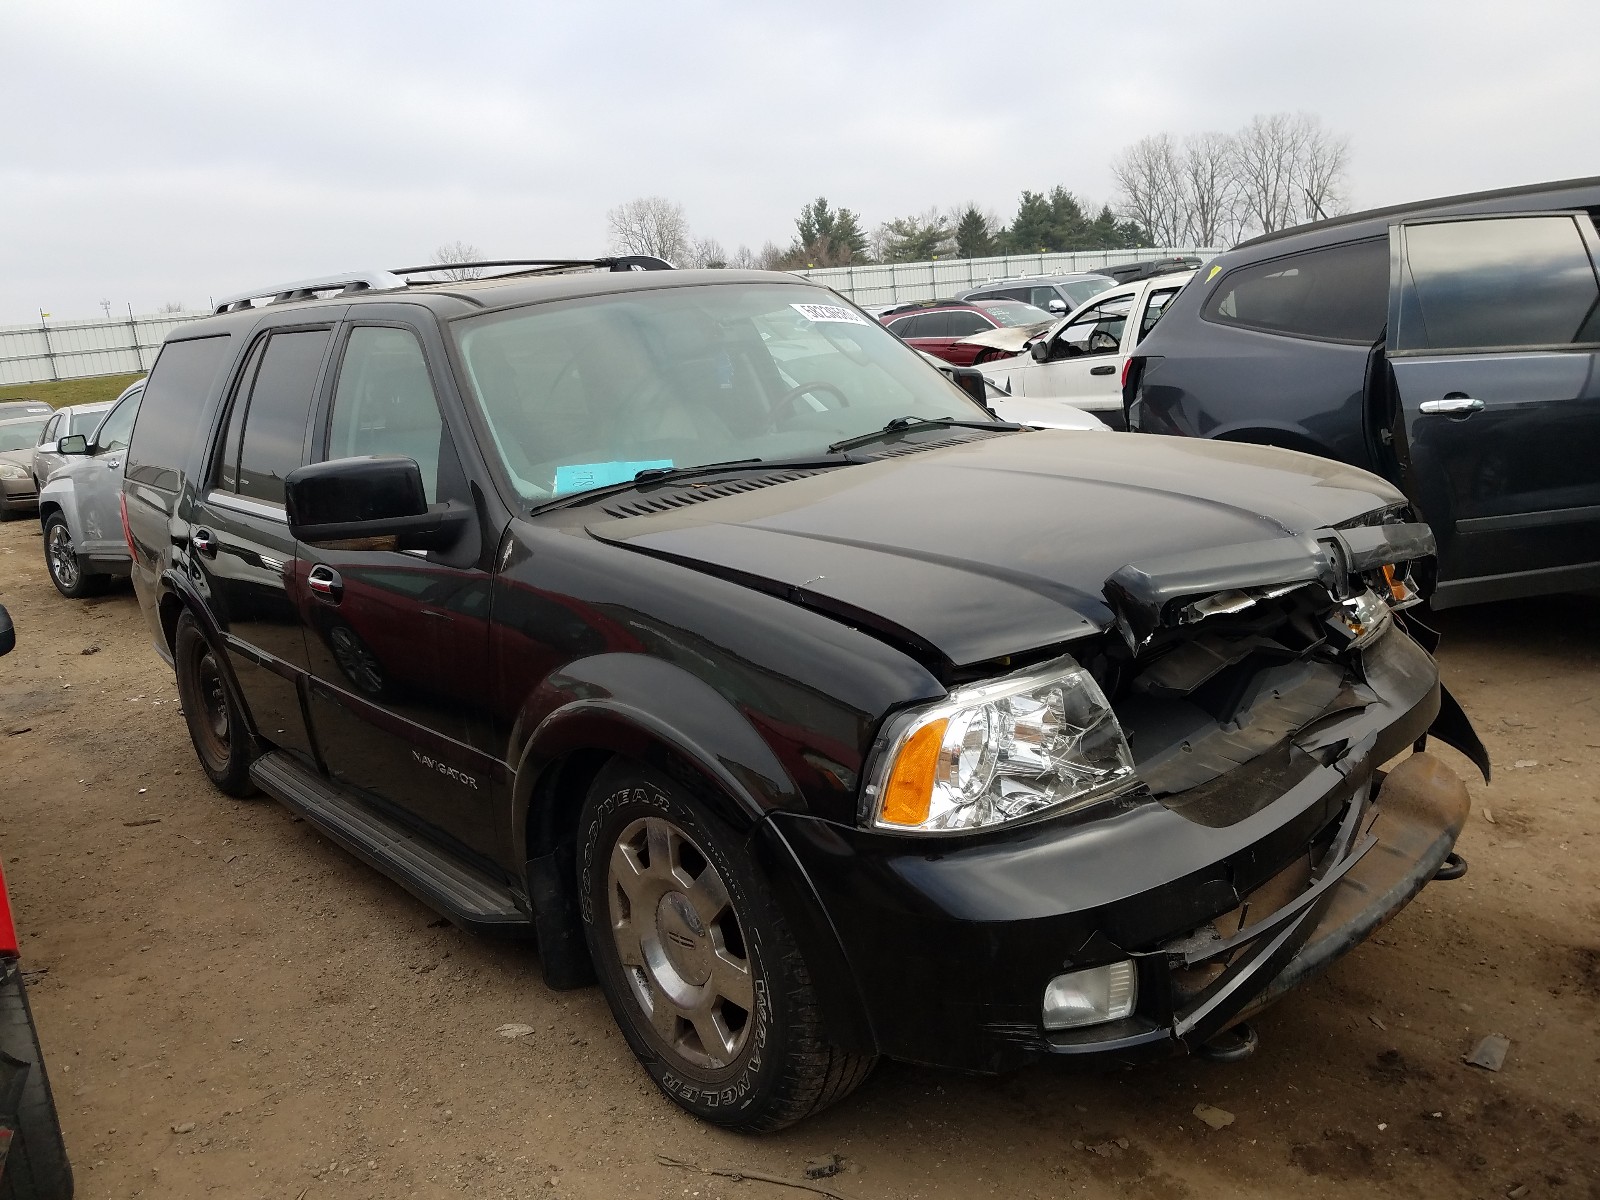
[{"left": 121, "top": 257, "right": 1486, "bottom": 1130}]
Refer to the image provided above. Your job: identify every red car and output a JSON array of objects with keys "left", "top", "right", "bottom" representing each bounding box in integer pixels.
[
  {"left": 879, "top": 298, "right": 1052, "bottom": 366},
  {"left": 0, "top": 604, "right": 73, "bottom": 1199}
]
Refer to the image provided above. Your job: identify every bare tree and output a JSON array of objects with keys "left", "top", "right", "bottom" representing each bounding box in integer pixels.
[
  {"left": 726, "top": 244, "right": 761, "bottom": 269},
  {"left": 683, "top": 237, "right": 728, "bottom": 268},
  {"left": 1233, "top": 113, "right": 1314, "bottom": 235},
  {"left": 1180, "top": 132, "right": 1239, "bottom": 246},
  {"left": 432, "top": 240, "right": 484, "bottom": 281},
  {"left": 1110, "top": 134, "right": 1189, "bottom": 247},
  {"left": 755, "top": 241, "right": 788, "bottom": 271},
  {"left": 606, "top": 196, "right": 691, "bottom": 263},
  {"left": 158, "top": 301, "right": 186, "bottom": 313},
  {"left": 1296, "top": 119, "right": 1351, "bottom": 224}
]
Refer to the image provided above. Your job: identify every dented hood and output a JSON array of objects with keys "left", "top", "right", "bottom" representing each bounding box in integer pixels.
[
  {"left": 955, "top": 319, "right": 1055, "bottom": 353},
  {"left": 586, "top": 431, "right": 1412, "bottom": 668}
]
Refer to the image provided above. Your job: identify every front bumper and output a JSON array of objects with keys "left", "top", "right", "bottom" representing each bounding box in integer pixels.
[
  {"left": 761, "top": 628, "right": 1472, "bottom": 1073},
  {"left": 0, "top": 477, "right": 37, "bottom": 509}
]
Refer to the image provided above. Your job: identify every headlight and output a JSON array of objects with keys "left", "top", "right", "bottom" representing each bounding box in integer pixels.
[
  {"left": 0, "top": 462, "right": 28, "bottom": 480},
  {"left": 865, "top": 655, "right": 1137, "bottom": 834}
]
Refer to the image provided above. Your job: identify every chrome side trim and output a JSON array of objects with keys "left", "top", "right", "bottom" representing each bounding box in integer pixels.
[{"left": 205, "top": 490, "right": 288, "bottom": 523}]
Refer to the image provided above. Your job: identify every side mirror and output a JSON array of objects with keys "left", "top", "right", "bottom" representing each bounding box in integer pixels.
[
  {"left": 945, "top": 365, "right": 990, "bottom": 408},
  {"left": 1030, "top": 340, "right": 1051, "bottom": 363},
  {"left": 57, "top": 434, "right": 88, "bottom": 455},
  {"left": 284, "top": 456, "right": 467, "bottom": 552},
  {"left": 1048, "top": 299, "right": 1067, "bottom": 313},
  {"left": 0, "top": 604, "right": 13, "bottom": 657}
]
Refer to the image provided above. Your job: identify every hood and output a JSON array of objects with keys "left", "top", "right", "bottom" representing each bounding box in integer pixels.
[
  {"left": 0, "top": 447, "right": 34, "bottom": 468},
  {"left": 957, "top": 320, "right": 1055, "bottom": 353},
  {"left": 585, "top": 431, "right": 1410, "bottom": 669}
]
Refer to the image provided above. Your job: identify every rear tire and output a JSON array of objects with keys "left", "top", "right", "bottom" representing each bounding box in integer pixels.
[
  {"left": 173, "top": 612, "right": 257, "bottom": 798},
  {"left": 0, "top": 967, "right": 73, "bottom": 1200},
  {"left": 578, "top": 760, "right": 874, "bottom": 1131},
  {"left": 41, "top": 514, "right": 106, "bottom": 600}
]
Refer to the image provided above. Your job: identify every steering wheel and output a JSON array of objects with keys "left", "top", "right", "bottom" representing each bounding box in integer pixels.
[{"left": 770, "top": 380, "right": 850, "bottom": 425}]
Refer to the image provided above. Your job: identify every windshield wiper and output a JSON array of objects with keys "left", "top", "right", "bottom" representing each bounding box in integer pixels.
[
  {"left": 526, "top": 456, "right": 839, "bottom": 516},
  {"left": 827, "top": 415, "right": 1020, "bottom": 455}
]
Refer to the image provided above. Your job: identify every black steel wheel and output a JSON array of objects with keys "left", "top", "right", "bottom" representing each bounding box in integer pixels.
[
  {"left": 173, "top": 611, "right": 256, "bottom": 798},
  {"left": 41, "top": 513, "right": 106, "bottom": 600},
  {"left": 578, "top": 760, "right": 874, "bottom": 1131}
]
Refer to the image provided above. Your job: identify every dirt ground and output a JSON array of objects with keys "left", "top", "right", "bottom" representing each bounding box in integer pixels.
[{"left": 0, "top": 515, "right": 1596, "bottom": 1200}]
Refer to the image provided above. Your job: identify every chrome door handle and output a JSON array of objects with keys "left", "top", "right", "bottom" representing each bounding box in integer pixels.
[
  {"left": 307, "top": 564, "right": 343, "bottom": 602},
  {"left": 191, "top": 529, "right": 217, "bottom": 557},
  {"left": 1419, "top": 397, "right": 1484, "bottom": 415},
  {"left": 105, "top": 458, "right": 121, "bottom": 469}
]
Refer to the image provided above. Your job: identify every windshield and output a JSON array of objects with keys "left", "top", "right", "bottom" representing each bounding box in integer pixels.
[
  {"left": 70, "top": 407, "right": 110, "bottom": 435},
  {"left": 453, "top": 283, "right": 994, "bottom": 501},
  {"left": 974, "top": 300, "right": 1053, "bottom": 327},
  {"left": 1063, "top": 277, "right": 1118, "bottom": 307},
  {"left": 0, "top": 418, "right": 48, "bottom": 451}
]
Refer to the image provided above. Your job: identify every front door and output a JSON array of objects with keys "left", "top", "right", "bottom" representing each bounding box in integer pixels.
[
  {"left": 995, "top": 291, "right": 1136, "bottom": 415},
  {"left": 189, "top": 320, "right": 336, "bottom": 760},
  {"left": 296, "top": 319, "right": 500, "bottom": 862},
  {"left": 72, "top": 388, "right": 140, "bottom": 556},
  {"left": 1387, "top": 212, "right": 1600, "bottom": 601}
]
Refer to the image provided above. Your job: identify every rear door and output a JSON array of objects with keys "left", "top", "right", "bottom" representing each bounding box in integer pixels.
[
  {"left": 1387, "top": 212, "right": 1600, "bottom": 601},
  {"left": 189, "top": 317, "right": 338, "bottom": 760}
]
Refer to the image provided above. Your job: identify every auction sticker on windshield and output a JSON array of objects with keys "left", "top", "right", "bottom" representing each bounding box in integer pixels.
[{"left": 792, "top": 303, "right": 870, "bottom": 325}]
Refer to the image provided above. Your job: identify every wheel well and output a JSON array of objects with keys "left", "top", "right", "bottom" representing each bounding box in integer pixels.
[
  {"left": 36, "top": 500, "right": 61, "bottom": 530},
  {"left": 158, "top": 592, "right": 186, "bottom": 656},
  {"left": 525, "top": 748, "right": 613, "bottom": 860}
]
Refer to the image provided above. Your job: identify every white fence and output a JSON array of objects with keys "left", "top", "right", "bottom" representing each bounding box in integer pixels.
[
  {"left": 0, "top": 247, "right": 1220, "bottom": 387},
  {"left": 795, "top": 247, "right": 1219, "bottom": 306},
  {"left": 0, "top": 311, "right": 205, "bottom": 388}
]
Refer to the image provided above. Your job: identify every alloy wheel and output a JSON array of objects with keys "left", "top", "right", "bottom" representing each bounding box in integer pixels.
[
  {"left": 606, "top": 816, "right": 755, "bottom": 1070},
  {"left": 46, "top": 523, "right": 79, "bottom": 589}
]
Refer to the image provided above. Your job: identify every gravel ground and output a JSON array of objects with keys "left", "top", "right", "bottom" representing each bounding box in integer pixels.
[{"left": 0, "top": 514, "right": 1596, "bottom": 1200}]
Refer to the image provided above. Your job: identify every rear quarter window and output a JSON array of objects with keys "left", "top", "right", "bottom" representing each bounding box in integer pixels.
[
  {"left": 126, "top": 334, "right": 236, "bottom": 492},
  {"left": 1203, "top": 238, "right": 1389, "bottom": 344}
]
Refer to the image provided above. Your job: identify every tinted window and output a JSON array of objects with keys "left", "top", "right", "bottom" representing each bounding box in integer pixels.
[
  {"left": 94, "top": 392, "right": 141, "bottom": 452},
  {"left": 40, "top": 414, "right": 59, "bottom": 444},
  {"left": 1063, "top": 277, "right": 1117, "bottom": 307},
  {"left": 233, "top": 330, "right": 330, "bottom": 505},
  {"left": 943, "top": 311, "right": 993, "bottom": 337},
  {"left": 1397, "top": 216, "right": 1600, "bottom": 352},
  {"left": 215, "top": 337, "right": 266, "bottom": 493},
  {"left": 327, "top": 328, "right": 449, "bottom": 503},
  {"left": 1028, "top": 286, "right": 1061, "bottom": 310},
  {"left": 1204, "top": 238, "right": 1389, "bottom": 343},
  {"left": 126, "top": 334, "right": 236, "bottom": 491},
  {"left": 888, "top": 314, "right": 926, "bottom": 338},
  {"left": 915, "top": 311, "right": 956, "bottom": 338}
]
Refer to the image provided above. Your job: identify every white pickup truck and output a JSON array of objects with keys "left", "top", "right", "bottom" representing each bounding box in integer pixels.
[{"left": 955, "top": 270, "right": 1197, "bottom": 429}]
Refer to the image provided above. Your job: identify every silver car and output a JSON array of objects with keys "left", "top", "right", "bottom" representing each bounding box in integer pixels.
[
  {"left": 0, "top": 414, "right": 52, "bottom": 519},
  {"left": 36, "top": 385, "right": 142, "bottom": 597},
  {"left": 956, "top": 272, "right": 1117, "bottom": 315},
  {"left": 32, "top": 399, "right": 117, "bottom": 487}
]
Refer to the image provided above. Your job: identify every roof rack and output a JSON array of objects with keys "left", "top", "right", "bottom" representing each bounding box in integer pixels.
[{"left": 212, "top": 255, "right": 675, "bottom": 315}]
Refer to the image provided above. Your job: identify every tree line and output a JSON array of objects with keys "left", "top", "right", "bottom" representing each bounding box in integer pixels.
[{"left": 434, "top": 111, "right": 1350, "bottom": 273}]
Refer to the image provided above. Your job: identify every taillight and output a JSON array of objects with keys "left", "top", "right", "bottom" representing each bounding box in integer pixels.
[
  {"left": 1120, "top": 357, "right": 1132, "bottom": 390},
  {"left": 0, "top": 862, "right": 18, "bottom": 956},
  {"left": 119, "top": 492, "right": 135, "bottom": 559}
]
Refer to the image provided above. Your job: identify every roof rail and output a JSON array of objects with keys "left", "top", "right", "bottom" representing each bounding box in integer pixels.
[
  {"left": 390, "top": 255, "right": 675, "bottom": 275},
  {"left": 212, "top": 256, "right": 675, "bottom": 315},
  {"left": 213, "top": 271, "right": 407, "bottom": 314}
]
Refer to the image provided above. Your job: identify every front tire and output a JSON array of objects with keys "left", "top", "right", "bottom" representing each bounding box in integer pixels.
[
  {"left": 173, "top": 612, "right": 256, "bottom": 798},
  {"left": 578, "top": 761, "right": 874, "bottom": 1131},
  {"left": 41, "top": 513, "right": 106, "bottom": 600}
]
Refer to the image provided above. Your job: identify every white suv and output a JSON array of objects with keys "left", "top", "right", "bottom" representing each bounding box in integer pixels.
[{"left": 36, "top": 381, "right": 143, "bottom": 598}]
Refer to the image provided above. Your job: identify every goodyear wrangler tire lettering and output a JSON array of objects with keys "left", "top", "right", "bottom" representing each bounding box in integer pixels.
[{"left": 578, "top": 760, "right": 874, "bottom": 1131}]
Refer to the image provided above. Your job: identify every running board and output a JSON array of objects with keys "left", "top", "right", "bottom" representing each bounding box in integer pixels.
[{"left": 249, "top": 750, "right": 533, "bottom": 935}]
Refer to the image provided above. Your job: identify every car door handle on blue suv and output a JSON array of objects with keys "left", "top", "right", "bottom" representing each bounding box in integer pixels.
[{"left": 1419, "top": 396, "right": 1484, "bottom": 416}]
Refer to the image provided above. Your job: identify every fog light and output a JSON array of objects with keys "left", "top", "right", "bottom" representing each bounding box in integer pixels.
[{"left": 1043, "top": 961, "right": 1138, "bottom": 1031}]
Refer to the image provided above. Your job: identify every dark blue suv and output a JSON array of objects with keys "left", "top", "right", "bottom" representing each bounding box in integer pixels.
[{"left": 1127, "top": 176, "right": 1600, "bottom": 609}]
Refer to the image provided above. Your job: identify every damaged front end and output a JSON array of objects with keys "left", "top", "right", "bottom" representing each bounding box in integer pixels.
[{"left": 1042, "top": 515, "right": 1487, "bottom": 1059}]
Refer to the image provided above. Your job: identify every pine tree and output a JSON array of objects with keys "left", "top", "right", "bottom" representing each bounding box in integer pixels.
[{"left": 953, "top": 205, "right": 996, "bottom": 259}]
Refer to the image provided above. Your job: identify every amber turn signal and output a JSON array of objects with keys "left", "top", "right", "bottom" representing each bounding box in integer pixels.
[{"left": 878, "top": 718, "right": 947, "bottom": 826}]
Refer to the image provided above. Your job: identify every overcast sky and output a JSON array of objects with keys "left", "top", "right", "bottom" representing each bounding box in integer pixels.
[{"left": 0, "top": 0, "right": 1592, "bottom": 324}]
